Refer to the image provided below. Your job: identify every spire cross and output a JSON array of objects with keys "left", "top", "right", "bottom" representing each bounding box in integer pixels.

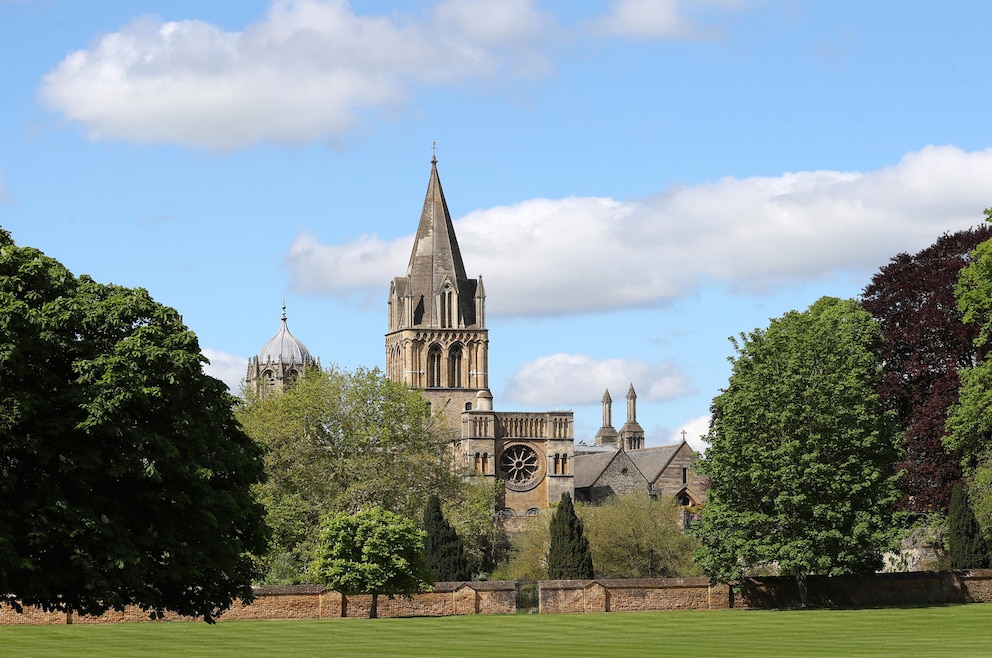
[
  {"left": 681, "top": 430, "right": 688, "bottom": 441},
  {"left": 431, "top": 140, "right": 437, "bottom": 163}
]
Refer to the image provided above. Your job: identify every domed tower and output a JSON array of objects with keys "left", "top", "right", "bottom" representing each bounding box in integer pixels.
[{"left": 246, "top": 305, "right": 318, "bottom": 394}]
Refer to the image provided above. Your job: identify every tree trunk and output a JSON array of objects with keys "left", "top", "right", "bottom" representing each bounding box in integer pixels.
[{"left": 370, "top": 592, "right": 378, "bottom": 619}]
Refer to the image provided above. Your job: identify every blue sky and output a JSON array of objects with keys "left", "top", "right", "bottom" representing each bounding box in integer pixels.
[{"left": 3, "top": 0, "right": 992, "bottom": 450}]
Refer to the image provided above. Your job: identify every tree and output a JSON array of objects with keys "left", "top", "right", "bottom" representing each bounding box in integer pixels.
[
  {"left": 948, "top": 482, "right": 989, "bottom": 568},
  {"left": 423, "top": 495, "right": 471, "bottom": 582},
  {"left": 579, "top": 493, "right": 701, "bottom": 579},
  {"left": 546, "top": 492, "right": 594, "bottom": 580},
  {"left": 311, "top": 507, "right": 430, "bottom": 618},
  {"left": 0, "top": 229, "right": 268, "bottom": 622},
  {"left": 694, "top": 297, "right": 903, "bottom": 605},
  {"left": 862, "top": 225, "right": 992, "bottom": 513},
  {"left": 444, "top": 478, "right": 506, "bottom": 577},
  {"left": 237, "top": 366, "right": 462, "bottom": 583}
]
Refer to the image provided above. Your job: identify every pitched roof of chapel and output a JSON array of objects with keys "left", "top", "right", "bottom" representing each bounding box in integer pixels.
[{"left": 572, "top": 442, "right": 688, "bottom": 489}]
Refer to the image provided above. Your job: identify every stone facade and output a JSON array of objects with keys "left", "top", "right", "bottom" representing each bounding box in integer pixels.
[{"left": 573, "top": 440, "right": 706, "bottom": 507}]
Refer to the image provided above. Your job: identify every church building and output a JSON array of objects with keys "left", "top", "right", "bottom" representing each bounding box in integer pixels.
[
  {"left": 385, "top": 156, "right": 575, "bottom": 527},
  {"left": 246, "top": 305, "right": 318, "bottom": 394}
]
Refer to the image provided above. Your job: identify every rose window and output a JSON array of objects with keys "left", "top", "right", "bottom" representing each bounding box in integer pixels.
[{"left": 499, "top": 443, "right": 545, "bottom": 492}]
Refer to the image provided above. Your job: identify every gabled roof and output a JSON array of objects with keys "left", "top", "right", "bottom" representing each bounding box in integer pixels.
[
  {"left": 573, "top": 441, "right": 691, "bottom": 489},
  {"left": 573, "top": 449, "right": 648, "bottom": 489},
  {"left": 626, "top": 444, "right": 683, "bottom": 483}
]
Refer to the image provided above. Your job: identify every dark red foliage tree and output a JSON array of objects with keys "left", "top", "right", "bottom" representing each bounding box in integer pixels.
[{"left": 862, "top": 225, "right": 992, "bottom": 514}]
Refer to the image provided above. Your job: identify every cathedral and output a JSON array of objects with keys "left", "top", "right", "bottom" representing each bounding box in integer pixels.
[{"left": 246, "top": 155, "right": 705, "bottom": 521}]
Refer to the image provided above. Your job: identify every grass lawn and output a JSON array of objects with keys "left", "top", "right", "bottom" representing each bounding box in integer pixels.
[{"left": 3, "top": 605, "right": 992, "bottom": 657}]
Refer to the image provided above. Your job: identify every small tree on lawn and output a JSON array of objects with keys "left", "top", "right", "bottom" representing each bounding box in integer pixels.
[
  {"left": 948, "top": 482, "right": 990, "bottom": 568},
  {"left": 547, "top": 492, "right": 594, "bottom": 580},
  {"left": 423, "top": 495, "right": 471, "bottom": 582},
  {"left": 312, "top": 507, "right": 431, "bottom": 618}
]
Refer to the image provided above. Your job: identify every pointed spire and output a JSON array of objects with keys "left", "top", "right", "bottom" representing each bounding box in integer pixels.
[
  {"left": 601, "top": 388, "right": 613, "bottom": 428},
  {"left": 626, "top": 383, "right": 637, "bottom": 423}
]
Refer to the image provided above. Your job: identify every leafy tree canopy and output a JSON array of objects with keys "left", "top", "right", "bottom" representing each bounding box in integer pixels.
[
  {"left": 694, "top": 297, "right": 903, "bottom": 601},
  {"left": 312, "top": 507, "right": 430, "bottom": 618},
  {"left": 0, "top": 228, "right": 268, "bottom": 622},
  {"left": 237, "top": 366, "right": 462, "bottom": 583},
  {"left": 580, "top": 492, "right": 701, "bottom": 579},
  {"left": 547, "top": 492, "right": 594, "bottom": 580},
  {"left": 862, "top": 225, "right": 992, "bottom": 513}
]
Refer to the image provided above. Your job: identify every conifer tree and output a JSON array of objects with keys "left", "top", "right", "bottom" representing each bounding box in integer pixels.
[
  {"left": 948, "top": 482, "right": 990, "bottom": 569},
  {"left": 423, "top": 495, "right": 471, "bottom": 582},
  {"left": 547, "top": 492, "right": 594, "bottom": 579}
]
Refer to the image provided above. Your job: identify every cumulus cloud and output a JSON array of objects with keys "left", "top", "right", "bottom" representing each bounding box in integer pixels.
[
  {"left": 39, "top": 0, "right": 556, "bottom": 150},
  {"left": 665, "top": 415, "right": 711, "bottom": 452},
  {"left": 288, "top": 145, "right": 992, "bottom": 316},
  {"left": 202, "top": 348, "right": 247, "bottom": 393},
  {"left": 502, "top": 353, "right": 692, "bottom": 407}
]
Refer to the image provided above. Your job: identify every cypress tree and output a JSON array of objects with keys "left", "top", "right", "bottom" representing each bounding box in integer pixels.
[
  {"left": 423, "top": 495, "right": 471, "bottom": 582},
  {"left": 547, "top": 492, "right": 594, "bottom": 579},
  {"left": 949, "top": 482, "right": 990, "bottom": 569}
]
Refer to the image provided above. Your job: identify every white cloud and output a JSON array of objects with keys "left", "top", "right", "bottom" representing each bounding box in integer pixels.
[
  {"left": 202, "top": 348, "right": 247, "bottom": 393},
  {"left": 665, "top": 415, "right": 711, "bottom": 452},
  {"left": 502, "top": 353, "right": 692, "bottom": 407},
  {"left": 593, "top": 0, "right": 746, "bottom": 40},
  {"left": 39, "top": 0, "right": 556, "bottom": 150},
  {"left": 288, "top": 145, "right": 992, "bottom": 316}
]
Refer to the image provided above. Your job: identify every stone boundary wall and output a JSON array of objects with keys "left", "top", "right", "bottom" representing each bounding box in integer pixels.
[
  {"left": 735, "top": 569, "right": 992, "bottom": 609},
  {"left": 0, "top": 582, "right": 516, "bottom": 625},
  {"left": 539, "top": 578, "right": 730, "bottom": 614},
  {"left": 4, "top": 571, "right": 992, "bottom": 624}
]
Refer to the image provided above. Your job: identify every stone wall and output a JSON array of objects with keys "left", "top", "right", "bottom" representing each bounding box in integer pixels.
[
  {"left": 5, "top": 572, "right": 992, "bottom": 624},
  {"left": 0, "top": 582, "right": 516, "bottom": 625},
  {"left": 539, "top": 578, "right": 727, "bottom": 614}
]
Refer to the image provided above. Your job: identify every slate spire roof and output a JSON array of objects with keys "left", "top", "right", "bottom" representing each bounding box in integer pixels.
[{"left": 400, "top": 156, "right": 478, "bottom": 328}]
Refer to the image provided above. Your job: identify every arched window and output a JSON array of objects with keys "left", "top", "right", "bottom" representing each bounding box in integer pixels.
[
  {"left": 449, "top": 344, "right": 463, "bottom": 388},
  {"left": 561, "top": 454, "right": 568, "bottom": 475},
  {"left": 482, "top": 452, "right": 489, "bottom": 474},
  {"left": 427, "top": 344, "right": 442, "bottom": 387},
  {"left": 440, "top": 284, "right": 454, "bottom": 328}
]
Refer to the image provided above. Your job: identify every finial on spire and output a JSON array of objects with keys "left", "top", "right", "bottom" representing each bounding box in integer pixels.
[
  {"left": 431, "top": 140, "right": 437, "bottom": 164},
  {"left": 281, "top": 298, "right": 287, "bottom": 321}
]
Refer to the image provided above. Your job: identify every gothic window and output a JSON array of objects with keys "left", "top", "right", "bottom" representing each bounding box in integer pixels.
[
  {"left": 449, "top": 344, "right": 463, "bottom": 388},
  {"left": 482, "top": 452, "right": 489, "bottom": 473},
  {"left": 474, "top": 452, "right": 482, "bottom": 473},
  {"left": 427, "top": 344, "right": 442, "bottom": 387},
  {"left": 682, "top": 467, "right": 688, "bottom": 485},
  {"left": 552, "top": 454, "right": 561, "bottom": 475},
  {"left": 561, "top": 454, "right": 568, "bottom": 475},
  {"left": 440, "top": 284, "right": 454, "bottom": 328},
  {"left": 263, "top": 369, "right": 275, "bottom": 388}
]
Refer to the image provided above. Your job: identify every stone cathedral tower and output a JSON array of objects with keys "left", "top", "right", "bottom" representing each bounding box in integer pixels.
[
  {"left": 386, "top": 156, "right": 574, "bottom": 525},
  {"left": 385, "top": 155, "right": 490, "bottom": 426}
]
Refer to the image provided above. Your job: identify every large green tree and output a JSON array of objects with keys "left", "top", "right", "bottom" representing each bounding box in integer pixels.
[
  {"left": 237, "top": 367, "right": 462, "bottom": 583},
  {"left": 580, "top": 493, "right": 701, "bottom": 579},
  {"left": 311, "top": 507, "right": 430, "bottom": 618},
  {"left": 0, "top": 229, "right": 268, "bottom": 622},
  {"left": 694, "top": 297, "right": 903, "bottom": 605},
  {"left": 547, "top": 492, "right": 594, "bottom": 580}
]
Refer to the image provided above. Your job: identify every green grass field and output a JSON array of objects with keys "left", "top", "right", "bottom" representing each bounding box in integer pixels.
[{"left": 3, "top": 605, "right": 992, "bottom": 657}]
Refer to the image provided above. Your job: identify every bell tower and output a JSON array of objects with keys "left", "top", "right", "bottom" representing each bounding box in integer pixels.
[{"left": 385, "top": 156, "right": 490, "bottom": 431}]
